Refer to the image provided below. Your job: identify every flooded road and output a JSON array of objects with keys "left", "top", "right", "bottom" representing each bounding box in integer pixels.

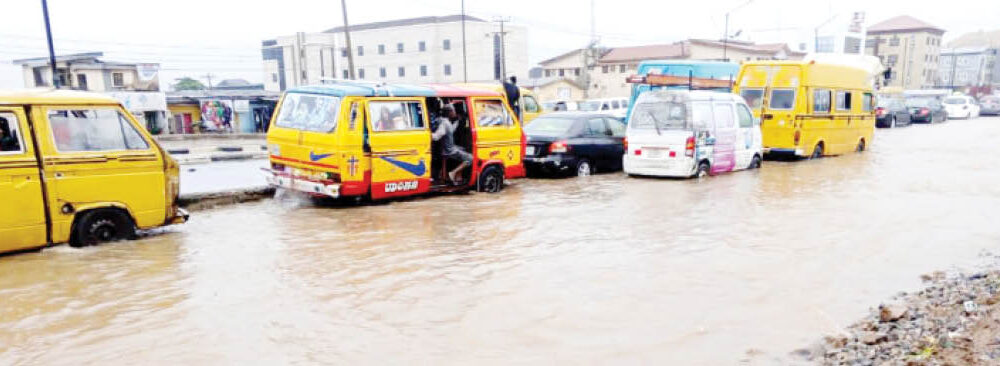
[{"left": 3, "top": 117, "right": 1000, "bottom": 365}]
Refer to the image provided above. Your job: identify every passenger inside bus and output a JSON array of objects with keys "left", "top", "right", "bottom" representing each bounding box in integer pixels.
[
  {"left": 0, "top": 116, "right": 21, "bottom": 152},
  {"left": 428, "top": 99, "right": 473, "bottom": 184}
]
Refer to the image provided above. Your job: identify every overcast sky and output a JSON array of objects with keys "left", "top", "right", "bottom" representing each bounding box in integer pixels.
[{"left": 2, "top": 0, "right": 998, "bottom": 90}]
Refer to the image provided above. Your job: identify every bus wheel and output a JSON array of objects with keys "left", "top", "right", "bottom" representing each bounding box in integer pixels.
[
  {"left": 810, "top": 144, "right": 824, "bottom": 159},
  {"left": 695, "top": 161, "right": 710, "bottom": 178},
  {"left": 856, "top": 139, "right": 866, "bottom": 152},
  {"left": 477, "top": 166, "right": 504, "bottom": 193},
  {"left": 71, "top": 209, "right": 136, "bottom": 247}
]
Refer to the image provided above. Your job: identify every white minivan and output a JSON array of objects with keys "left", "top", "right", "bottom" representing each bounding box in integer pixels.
[
  {"left": 943, "top": 95, "right": 980, "bottom": 119},
  {"left": 579, "top": 98, "right": 629, "bottom": 119},
  {"left": 623, "top": 90, "right": 763, "bottom": 178}
]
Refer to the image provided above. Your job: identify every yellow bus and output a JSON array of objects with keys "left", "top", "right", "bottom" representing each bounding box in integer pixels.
[
  {"left": 733, "top": 60, "right": 876, "bottom": 158},
  {"left": 1, "top": 90, "right": 188, "bottom": 254}
]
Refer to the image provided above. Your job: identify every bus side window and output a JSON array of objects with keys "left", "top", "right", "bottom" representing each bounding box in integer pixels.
[{"left": 813, "top": 89, "right": 831, "bottom": 114}]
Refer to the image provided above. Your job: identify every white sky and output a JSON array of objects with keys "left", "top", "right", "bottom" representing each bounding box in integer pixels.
[{"left": 2, "top": 0, "right": 998, "bottom": 90}]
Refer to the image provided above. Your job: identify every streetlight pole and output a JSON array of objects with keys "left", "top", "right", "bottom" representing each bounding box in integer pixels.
[
  {"left": 41, "top": 0, "right": 58, "bottom": 88},
  {"left": 340, "top": 0, "right": 356, "bottom": 80},
  {"left": 462, "top": 0, "right": 468, "bottom": 82},
  {"left": 723, "top": 0, "right": 752, "bottom": 62}
]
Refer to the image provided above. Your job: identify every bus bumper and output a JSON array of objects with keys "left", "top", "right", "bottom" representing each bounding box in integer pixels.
[
  {"left": 763, "top": 147, "right": 804, "bottom": 157},
  {"left": 262, "top": 169, "right": 341, "bottom": 198}
]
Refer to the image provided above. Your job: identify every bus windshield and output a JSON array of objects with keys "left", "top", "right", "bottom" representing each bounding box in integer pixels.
[{"left": 274, "top": 93, "right": 342, "bottom": 132}]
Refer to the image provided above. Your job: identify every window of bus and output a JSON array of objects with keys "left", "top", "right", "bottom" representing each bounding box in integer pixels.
[
  {"left": 813, "top": 89, "right": 832, "bottom": 114},
  {"left": 769, "top": 89, "right": 796, "bottom": 110},
  {"left": 522, "top": 95, "right": 540, "bottom": 113},
  {"left": 836, "top": 91, "right": 852, "bottom": 112},
  {"left": 862, "top": 93, "right": 874, "bottom": 113},
  {"left": 474, "top": 100, "right": 513, "bottom": 128},
  {"left": 275, "top": 93, "right": 342, "bottom": 132},
  {"left": 369, "top": 101, "right": 425, "bottom": 132},
  {"left": 740, "top": 88, "right": 764, "bottom": 110},
  {"left": 47, "top": 109, "right": 150, "bottom": 152},
  {"left": 0, "top": 113, "right": 24, "bottom": 154}
]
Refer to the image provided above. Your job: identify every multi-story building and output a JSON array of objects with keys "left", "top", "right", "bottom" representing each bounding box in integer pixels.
[
  {"left": 12, "top": 52, "right": 169, "bottom": 133},
  {"left": 812, "top": 12, "right": 868, "bottom": 55},
  {"left": 534, "top": 40, "right": 803, "bottom": 100},
  {"left": 937, "top": 48, "right": 999, "bottom": 89},
  {"left": 262, "top": 15, "right": 528, "bottom": 91},
  {"left": 864, "top": 16, "right": 945, "bottom": 90}
]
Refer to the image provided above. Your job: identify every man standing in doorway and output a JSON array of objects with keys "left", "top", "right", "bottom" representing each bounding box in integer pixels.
[
  {"left": 432, "top": 104, "right": 473, "bottom": 184},
  {"left": 503, "top": 76, "right": 521, "bottom": 120}
]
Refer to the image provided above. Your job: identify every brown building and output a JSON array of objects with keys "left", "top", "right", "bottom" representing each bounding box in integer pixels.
[{"left": 865, "top": 16, "right": 945, "bottom": 89}]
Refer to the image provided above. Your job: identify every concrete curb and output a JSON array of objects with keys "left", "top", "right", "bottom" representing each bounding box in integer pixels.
[{"left": 179, "top": 187, "right": 275, "bottom": 212}]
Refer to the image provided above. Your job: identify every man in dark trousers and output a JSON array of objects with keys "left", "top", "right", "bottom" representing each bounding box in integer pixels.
[
  {"left": 431, "top": 104, "right": 473, "bottom": 184},
  {"left": 502, "top": 76, "right": 521, "bottom": 120}
]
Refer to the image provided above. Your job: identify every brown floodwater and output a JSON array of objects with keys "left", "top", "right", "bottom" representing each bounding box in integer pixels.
[{"left": 3, "top": 117, "right": 1000, "bottom": 365}]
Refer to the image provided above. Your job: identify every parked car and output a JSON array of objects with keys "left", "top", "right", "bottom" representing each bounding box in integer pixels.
[
  {"left": 523, "top": 112, "right": 626, "bottom": 177},
  {"left": 623, "top": 90, "right": 762, "bottom": 178},
  {"left": 978, "top": 95, "right": 1000, "bottom": 116},
  {"left": 578, "top": 98, "right": 629, "bottom": 119},
  {"left": 905, "top": 97, "right": 947, "bottom": 123},
  {"left": 875, "top": 97, "right": 912, "bottom": 128},
  {"left": 943, "top": 95, "right": 980, "bottom": 119},
  {"left": 542, "top": 100, "right": 579, "bottom": 112}
]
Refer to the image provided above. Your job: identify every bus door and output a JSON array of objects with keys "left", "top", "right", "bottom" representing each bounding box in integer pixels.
[
  {"left": 0, "top": 106, "right": 48, "bottom": 252},
  {"left": 37, "top": 106, "right": 166, "bottom": 240},
  {"left": 365, "top": 98, "right": 432, "bottom": 199},
  {"left": 470, "top": 97, "right": 522, "bottom": 177}
]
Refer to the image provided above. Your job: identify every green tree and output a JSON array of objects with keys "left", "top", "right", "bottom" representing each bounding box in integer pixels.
[{"left": 173, "top": 77, "right": 206, "bottom": 91}]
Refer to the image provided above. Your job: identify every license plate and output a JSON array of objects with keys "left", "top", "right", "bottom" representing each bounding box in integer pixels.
[
  {"left": 526, "top": 146, "right": 536, "bottom": 155},
  {"left": 644, "top": 148, "right": 666, "bottom": 158}
]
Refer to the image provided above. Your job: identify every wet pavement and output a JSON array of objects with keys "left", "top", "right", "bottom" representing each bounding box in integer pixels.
[
  {"left": 179, "top": 159, "right": 269, "bottom": 197},
  {"left": 2, "top": 117, "right": 1000, "bottom": 365}
]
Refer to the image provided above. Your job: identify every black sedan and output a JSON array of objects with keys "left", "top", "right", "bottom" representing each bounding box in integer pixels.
[
  {"left": 905, "top": 97, "right": 948, "bottom": 123},
  {"left": 523, "top": 112, "right": 626, "bottom": 177},
  {"left": 875, "top": 97, "right": 912, "bottom": 128}
]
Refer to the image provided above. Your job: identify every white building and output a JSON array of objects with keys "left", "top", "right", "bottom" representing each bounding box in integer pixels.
[
  {"left": 262, "top": 15, "right": 528, "bottom": 91},
  {"left": 937, "top": 47, "right": 1000, "bottom": 89},
  {"left": 804, "top": 12, "right": 868, "bottom": 55},
  {"left": 12, "top": 52, "right": 169, "bottom": 133}
]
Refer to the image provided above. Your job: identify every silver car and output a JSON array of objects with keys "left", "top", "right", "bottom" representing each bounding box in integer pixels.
[{"left": 981, "top": 96, "right": 1000, "bottom": 116}]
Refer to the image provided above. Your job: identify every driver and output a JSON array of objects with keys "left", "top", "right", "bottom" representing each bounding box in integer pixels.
[{"left": 431, "top": 104, "right": 472, "bottom": 184}]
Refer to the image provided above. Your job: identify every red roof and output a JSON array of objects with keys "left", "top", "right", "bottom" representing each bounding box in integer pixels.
[
  {"left": 599, "top": 44, "right": 688, "bottom": 63},
  {"left": 867, "top": 15, "right": 944, "bottom": 34}
]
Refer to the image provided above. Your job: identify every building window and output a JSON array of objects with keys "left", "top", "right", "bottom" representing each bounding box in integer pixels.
[
  {"left": 419, "top": 41, "right": 426, "bottom": 52},
  {"left": 558, "top": 69, "right": 565, "bottom": 77},
  {"left": 602, "top": 65, "right": 609, "bottom": 74},
  {"left": 420, "top": 65, "right": 427, "bottom": 77},
  {"left": 379, "top": 67, "right": 387, "bottom": 78},
  {"left": 378, "top": 44, "right": 385, "bottom": 55},
  {"left": 887, "top": 55, "right": 898, "bottom": 66},
  {"left": 112, "top": 72, "right": 124, "bottom": 87},
  {"left": 398, "top": 67, "right": 405, "bottom": 77},
  {"left": 865, "top": 38, "right": 877, "bottom": 48},
  {"left": 357, "top": 46, "right": 364, "bottom": 56},
  {"left": 545, "top": 70, "right": 551, "bottom": 77},
  {"left": 443, "top": 39, "right": 451, "bottom": 50},
  {"left": 574, "top": 68, "right": 580, "bottom": 76},
  {"left": 397, "top": 43, "right": 404, "bottom": 53},
  {"left": 76, "top": 74, "right": 88, "bottom": 90},
  {"left": 272, "top": 73, "right": 278, "bottom": 82},
  {"left": 889, "top": 37, "right": 900, "bottom": 47},
  {"left": 341, "top": 48, "right": 347, "bottom": 57},
  {"left": 358, "top": 68, "right": 365, "bottom": 79},
  {"left": 444, "top": 64, "right": 452, "bottom": 76},
  {"left": 343, "top": 70, "right": 349, "bottom": 79},
  {"left": 620, "top": 64, "right": 626, "bottom": 73}
]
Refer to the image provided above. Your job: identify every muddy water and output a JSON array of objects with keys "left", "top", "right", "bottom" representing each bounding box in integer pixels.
[{"left": 3, "top": 117, "right": 1000, "bottom": 365}]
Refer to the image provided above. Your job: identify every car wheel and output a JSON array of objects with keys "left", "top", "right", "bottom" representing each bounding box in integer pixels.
[
  {"left": 476, "top": 165, "right": 504, "bottom": 193},
  {"left": 750, "top": 155, "right": 762, "bottom": 169},
  {"left": 575, "top": 159, "right": 593, "bottom": 177},
  {"left": 71, "top": 209, "right": 136, "bottom": 247},
  {"left": 810, "top": 143, "right": 824, "bottom": 159},
  {"left": 694, "top": 161, "right": 710, "bottom": 178}
]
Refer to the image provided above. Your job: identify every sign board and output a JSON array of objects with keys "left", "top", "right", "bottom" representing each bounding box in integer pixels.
[
  {"left": 137, "top": 63, "right": 160, "bottom": 82},
  {"left": 233, "top": 99, "right": 251, "bottom": 112},
  {"left": 106, "top": 92, "right": 167, "bottom": 111}
]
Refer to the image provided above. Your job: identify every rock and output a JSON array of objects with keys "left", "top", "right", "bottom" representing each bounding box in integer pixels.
[
  {"left": 880, "top": 304, "right": 909, "bottom": 323},
  {"left": 859, "top": 331, "right": 887, "bottom": 345}
]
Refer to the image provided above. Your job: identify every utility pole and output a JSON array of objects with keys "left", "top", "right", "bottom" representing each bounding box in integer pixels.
[
  {"left": 493, "top": 17, "right": 510, "bottom": 81},
  {"left": 202, "top": 74, "right": 215, "bottom": 90},
  {"left": 341, "top": 0, "right": 356, "bottom": 80},
  {"left": 723, "top": 0, "right": 753, "bottom": 61},
  {"left": 950, "top": 51, "right": 958, "bottom": 91},
  {"left": 41, "top": 0, "right": 59, "bottom": 88},
  {"left": 461, "top": 0, "right": 468, "bottom": 82},
  {"left": 582, "top": 0, "right": 598, "bottom": 99}
]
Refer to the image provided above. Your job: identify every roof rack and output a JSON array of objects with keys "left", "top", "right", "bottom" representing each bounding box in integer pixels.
[{"left": 626, "top": 72, "right": 733, "bottom": 90}]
